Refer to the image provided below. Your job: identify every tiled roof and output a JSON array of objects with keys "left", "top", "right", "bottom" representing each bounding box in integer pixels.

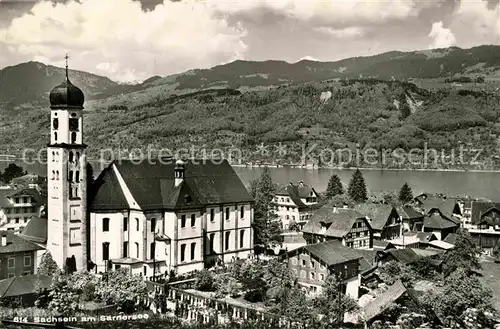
[
  {"left": 275, "top": 182, "right": 317, "bottom": 209},
  {"left": 0, "top": 274, "right": 52, "bottom": 298},
  {"left": 356, "top": 204, "right": 396, "bottom": 231},
  {"left": 363, "top": 280, "right": 407, "bottom": 322},
  {"left": 0, "top": 231, "right": 44, "bottom": 254},
  {"left": 0, "top": 188, "right": 16, "bottom": 208},
  {"left": 91, "top": 159, "right": 253, "bottom": 211},
  {"left": 372, "top": 240, "right": 395, "bottom": 251},
  {"left": 470, "top": 201, "right": 500, "bottom": 225},
  {"left": 381, "top": 248, "right": 421, "bottom": 265},
  {"left": 19, "top": 216, "right": 47, "bottom": 244},
  {"left": 423, "top": 213, "right": 459, "bottom": 230},
  {"left": 443, "top": 233, "right": 460, "bottom": 245},
  {"left": 397, "top": 206, "right": 424, "bottom": 220},
  {"left": 302, "top": 206, "right": 368, "bottom": 238},
  {"left": 354, "top": 249, "right": 377, "bottom": 272},
  {"left": 427, "top": 240, "right": 455, "bottom": 250},
  {"left": 300, "top": 240, "right": 362, "bottom": 266}
]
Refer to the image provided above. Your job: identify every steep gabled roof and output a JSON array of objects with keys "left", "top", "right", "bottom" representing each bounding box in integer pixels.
[
  {"left": 423, "top": 213, "right": 459, "bottom": 230},
  {"left": 91, "top": 159, "right": 253, "bottom": 212},
  {"left": 357, "top": 204, "right": 397, "bottom": 231},
  {"left": 302, "top": 206, "right": 368, "bottom": 238},
  {"left": 294, "top": 240, "right": 362, "bottom": 266},
  {"left": 380, "top": 248, "right": 421, "bottom": 265},
  {"left": 470, "top": 201, "right": 500, "bottom": 225},
  {"left": 397, "top": 206, "right": 424, "bottom": 220},
  {"left": 0, "top": 274, "right": 52, "bottom": 298},
  {"left": 363, "top": 280, "right": 407, "bottom": 322},
  {"left": 19, "top": 216, "right": 47, "bottom": 244},
  {"left": 372, "top": 240, "right": 396, "bottom": 251},
  {"left": 0, "top": 188, "right": 16, "bottom": 208},
  {"left": 0, "top": 231, "right": 44, "bottom": 254},
  {"left": 275, "top": 182, "right": 317, "bottom": 209}
]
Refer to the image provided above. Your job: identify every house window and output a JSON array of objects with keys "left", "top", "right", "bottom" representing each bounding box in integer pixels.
[
  {"left": 300, "top": 270, "right": 306, "bottom": 278},
  {"left": 8, "top": 258, "right": 15, "bottom": 269},
  {"left": 240, "top": 206, "right": 244, "bottom": 219},
  {"left": 191, "top": 214, "right": 196, "bottom": 227},
  {"left": 181, "top": 215, "right": 186, "bottom": 228},
  {"left": 75, "top": 171, "right": 80, "bottom": 182},
  {"left": 102, "top": 242, "right": 110, "bottom": 261},
  {"left": 24, "top": 256, "right": 31, "bottom": 267},
  {"left": 292, "top": 258, "right": 297, "bottom": 265},
  {"left": 240, "top": 230, "right": 245, "bottom": 248},
  {"left": 210, "top": 209, "right": 215, "bottom": 222},
  {"left": 135, "top": 242, "right": 139, "bottom": 258},
  {"left": 180, "top": 244, "right": 186, "bottom": 262},
  {"left": 71, "top": 132, "right": 77, "bottom": 144},
  {"left": 123, "top": 241, "right": 128, "bottom": 258},
  {"left": 68, "top": 170, "right": 73, "bottom": 182},
  {"left": 301, "top": 259, "right": 306, "bottom": 267},
  {"left": 225, "top": 231, "right": 230, "bottom": 251},
  {"left": 209, "top": 233, "right": 215, "bottom": 253},
  {"left": 151, "top": 218, "right": 156, "bottom": 232},
  {"left": 53, "top": 118, "right": 59, "bottom": 129},
  {"left": 15, "top": 218, "right": 19, "bottom": 224},
  {"left": 136, "top": 218, "right": 140, "bottom": 231},
  {"left": 191, "top": 242, "right": 196, "bottom": 260},
  {"left": 143, "top": 266, "right": 147, "bottom": 276},
  {"left": 310, "top": 260, "right": 315, "bottom": 268},
  {"left": 8, "top": 273, "right": 14, "bottom": 278},
  {"left": 225, "top": 208, "right": 230, "bottom": 221},
  {"left": 150, "top": 242, "right": 155, "bottom": 260},
  {"left": 102, "top": 218, "right": 110, "bottom": 232},
  {"left": 320, "top": 274, "right": 325, "bottom": 281},
  {"left": 310, "top": 272, "right": 316, "bottom": 280},
  {"left": 123, "top": 217, "right": 128, "bottom": 231},
  {"left": 69, "top": 151, "right": 74, "bottom": 163}
]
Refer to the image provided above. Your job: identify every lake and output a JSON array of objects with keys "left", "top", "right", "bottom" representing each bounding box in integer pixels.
[{"left": 2, "top": 161, "right": 500, "bottom": 201}]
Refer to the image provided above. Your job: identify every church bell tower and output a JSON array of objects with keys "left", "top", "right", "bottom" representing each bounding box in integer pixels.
[{"left": 46, "top": 54, "right": 88, "bottom": 271}]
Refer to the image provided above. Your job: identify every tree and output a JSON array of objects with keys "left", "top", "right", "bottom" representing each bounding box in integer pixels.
[
  {"left": 424, "top": 268, "right": 493, "bottom": 321},
  {"left": 313, "top": 274, "right": 358, "bottom": 325},
  {"left": 47, "top": 273, "right": 80, "bottom": 316},
  {"left": 251, "top": 167, "right": 283, "bottom": 247},
  {"left": 347, "top": 169, "right": 367, "bottom": 203},
  {"left": 493, "top": 240, "right": 500, "bottom": 262},
  {"left": 378, "top": 261, "right": 417, "bottom": 286},
  {"left": 37, "top": 251, "right": 60, "bottom": 276},
  {"left": 95, "top": 268, "right": 148, "bottom": 312},
  {"left": 193, "top": 269, "right": 216, "bottom": 292},
  {"left": 398, "top": 182, "right": 413, "bottom": 204},
  {"left": 325, "top": 174, "right": 344, "bottom": 199},
  {"left": 441, "top": 229, "right": 480, "bottom": 276},
  {"left": 1, "top": 163, "right": 26, "bottom": 184}
]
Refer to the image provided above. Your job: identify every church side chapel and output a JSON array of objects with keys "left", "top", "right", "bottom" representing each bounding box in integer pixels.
[{"left": 43, "top": 56, "right": 255, "bottom": 278}]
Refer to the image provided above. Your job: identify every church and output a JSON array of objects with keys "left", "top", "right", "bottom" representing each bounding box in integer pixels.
[{"left": 24, "top": 60, "right": 254, "bottom": 278}]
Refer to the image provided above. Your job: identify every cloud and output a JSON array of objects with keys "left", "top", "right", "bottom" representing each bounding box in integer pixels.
[
  {"left": 315, "top": 27, "right": 364, "bottom": 38},
  {"left": 428, "top": 21, "right": 456, "bottom": 49},
  {"left": 0, "top": 0, "right": 247, "bottom": 82}
]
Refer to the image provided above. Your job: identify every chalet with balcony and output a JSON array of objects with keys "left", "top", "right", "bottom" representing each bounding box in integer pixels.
[
  {"left": 356, "top": 204, "right": 400, "bottom": 240},
  {"left": 281, "top": 240, "right": 362, "bottom": 299},
  {"left": 0, "top": 188, "right": 45, "bottom": 233},
  {"left": 273, "top": 181, "right": 320, "bottom": 230},
  {"left": 302, "top": 206, "right": 372, "bottom": 249},
  {"left": 468, "top": 201, "right": 500, "bottom": 252},
  {"left": 89, "top": 159, "right": 254, "bottom": 277}
]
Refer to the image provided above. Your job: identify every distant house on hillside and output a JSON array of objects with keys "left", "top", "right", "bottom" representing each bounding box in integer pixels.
[
  {"left": 356, "top": 204, "right": 400, "bottom": 240},
  {"left": 273, "top": 181, "right": 320, "bottom": 230},
  {"left": 280, "top": 240, "right": 362, "bottom": 298},
  {"left": 302, "top": 206, "right": 373, "bottom": 249},
  {"left": 467, "top": 201, "right": 500, "bottom": 253}
]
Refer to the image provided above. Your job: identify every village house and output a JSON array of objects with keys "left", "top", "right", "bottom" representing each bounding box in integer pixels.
[
  {"left": 356, "top": 204, "right": 400, "bottom": 240},
  {"left": 0, "top": 188, "right": 45, "bottom": 233},
  {"left": 397, "top": 206, "right": 424, "bottom": 233},
  {"left": 467, "top": 201, "right": 500, "bottom": 253},
  {"left": 388, "top": 231, "right": 437, "bottom": 249},
  {"left": 302, "top": 206, "right": 373, "bottom": 249},
  {"left": 281, "top": 240, "right": 362, "bottom": 299},
  {"left": 0, "top": 274, "right": 52, "bottom": 307},
  {"left": 0, "top": 231, "right": 43, "bottom": 279},
  {"left": 273, "top": 181, "right": 320, "bottom": 230},
  {"left": 89, "top": 159, "right": 254, "bottom": 277}
]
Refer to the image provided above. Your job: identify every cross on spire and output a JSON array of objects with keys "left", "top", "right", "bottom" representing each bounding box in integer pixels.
[{"left": 65, "top": 53, "right": 69, "bottom": 79}]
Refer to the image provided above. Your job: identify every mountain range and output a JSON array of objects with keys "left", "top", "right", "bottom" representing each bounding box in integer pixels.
[{"left": 1, "top": 45, "right": 499, "bottom": 111}]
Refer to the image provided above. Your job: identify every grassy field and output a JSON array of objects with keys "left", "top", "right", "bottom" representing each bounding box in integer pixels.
[{"left": 479, "top": 257, "right": 500, "bottom": 312}]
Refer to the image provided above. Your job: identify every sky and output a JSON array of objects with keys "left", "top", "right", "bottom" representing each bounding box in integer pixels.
[{"left": 0, "top": 0, "right": 499, "bottom": 83}]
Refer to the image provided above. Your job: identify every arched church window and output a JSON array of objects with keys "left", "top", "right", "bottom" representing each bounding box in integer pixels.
[
  {"left": 51, "top": 170, "right": 55, "bottom": 180},
  {"left": 71, "top": 132, "right": 77, "bottom": 144},
  {"left": 75, "top": 171, "right": 80, "bottom": 182},
  {"left": 52, "top": 152, "right": 55, "bottom": 162},
  {"left": 69, "top": 171, "right": 73, "bottom": 182},
  {"left": 54, "top": 132, "right": 58, "bottom": 142},
  {"left": 53, "top": 118, "right": 59, "bottom": 129},
  {"left": 69, "top": 152, "right": 74, "bottom": 163},
  {"left": 56, "top": 171, "right": 59, "bottom": 180},
  {"left": 75, "top": 187, "right": 78, "bottom": 198},
  {"left": 75, "top": 152, "right": 80, "bottom": 164}
]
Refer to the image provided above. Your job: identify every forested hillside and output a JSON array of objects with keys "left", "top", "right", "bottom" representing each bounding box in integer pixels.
[{"left": 2, "top": 79, "right": 499, "bottom": 170}]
